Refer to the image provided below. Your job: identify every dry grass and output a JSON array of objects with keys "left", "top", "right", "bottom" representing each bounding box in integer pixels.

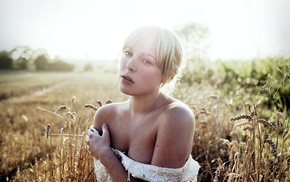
[
  {"left": 0, "top": 71, "right": 126, "bottom": 181},
  {"left": 174, "top": 82, "right": 289, "bottom": 181},
  {"left": 0, "top": 71, "right": 76, "bottom": 100},
  {"left": 0, "top": 70, "right": 289, "bottom": 181}
]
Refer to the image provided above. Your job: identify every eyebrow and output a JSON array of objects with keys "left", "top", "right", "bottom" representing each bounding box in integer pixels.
[
  {"left": 147, "top": 54, "right": 156, "bottom": 61},
  {"left": 126, "top": 46, "right": 157, "bottom": 60}
]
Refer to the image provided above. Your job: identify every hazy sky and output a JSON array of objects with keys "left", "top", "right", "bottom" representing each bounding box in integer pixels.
[{"left": 0, "top": 0, "right": 290, "bottom": 62}]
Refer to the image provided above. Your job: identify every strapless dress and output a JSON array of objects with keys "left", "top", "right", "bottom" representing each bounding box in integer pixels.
[{"left": 94, "top": 148, "right": 200, "bottom": 182}]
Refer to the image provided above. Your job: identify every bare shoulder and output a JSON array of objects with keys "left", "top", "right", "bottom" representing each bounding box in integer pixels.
[
  {"left": 152, "top": 98, "right": 195, "bottom": 167},
  {"left": 157, "top": 97, "right": 196, "bottom": 144},
  {"left": 160, "top": 99, "right": 195, "bottom": 128},
  {"left": 93, "top": 101, "right": 125, "bottom": 129}
]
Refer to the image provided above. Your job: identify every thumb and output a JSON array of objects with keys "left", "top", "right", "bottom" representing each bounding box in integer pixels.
[{"left": 102, "top": 123, "right": 110, "bottom": 138}]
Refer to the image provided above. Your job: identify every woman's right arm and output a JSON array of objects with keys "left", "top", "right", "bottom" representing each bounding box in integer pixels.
[{"left": 87, "top": 105, "right": 144, "bottom": 182}]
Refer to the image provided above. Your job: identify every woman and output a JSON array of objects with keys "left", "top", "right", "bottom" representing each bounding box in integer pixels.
[{"left": 86, "top": 26, "right": 200, "bottom": 181}]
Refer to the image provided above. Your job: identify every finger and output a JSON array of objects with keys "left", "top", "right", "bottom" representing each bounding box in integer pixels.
[
  {"left": 89, "top": 125, "right": 98, "bottom": 132},
  {"left": 89, "top": 125, "right": 101, "bottom": 136},
  {"left": 102, "top": 123, "right": 109, "bottom": 138},
  {"left": 86, "top": 129, "right": 94, "bottom": 136}
]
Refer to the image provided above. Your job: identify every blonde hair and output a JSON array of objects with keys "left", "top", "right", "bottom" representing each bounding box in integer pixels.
[{"left": 122, "top": 26, "right": 185, "bottom": 92}]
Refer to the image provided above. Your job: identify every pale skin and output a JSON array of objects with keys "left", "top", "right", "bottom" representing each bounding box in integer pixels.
[{"left": 86, "top": 32, "right": 195, "bottom": 181}]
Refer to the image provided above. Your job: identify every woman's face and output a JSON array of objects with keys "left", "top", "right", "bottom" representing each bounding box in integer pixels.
[{"left": 118, "top": 33, "right": 163, "bottom": 96}]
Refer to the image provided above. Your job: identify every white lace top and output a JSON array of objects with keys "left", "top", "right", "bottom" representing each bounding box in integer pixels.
[{"left": 94, "top": 149, "right": 200, "bottom": 182}]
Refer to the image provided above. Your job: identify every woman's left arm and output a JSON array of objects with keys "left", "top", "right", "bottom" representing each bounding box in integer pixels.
[{"left": 151, "top": 104, "right": 195, "bottom": 168}]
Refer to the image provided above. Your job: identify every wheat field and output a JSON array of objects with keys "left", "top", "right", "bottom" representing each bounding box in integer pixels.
[{"left": 0, "top": 69, "right": 289, "bottom": 181}]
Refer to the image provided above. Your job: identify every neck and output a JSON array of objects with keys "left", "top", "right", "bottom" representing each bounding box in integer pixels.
[{"left": 129, "top": 91, "right": 162, "bottom": 116}]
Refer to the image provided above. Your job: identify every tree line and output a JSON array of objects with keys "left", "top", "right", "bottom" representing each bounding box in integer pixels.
[
  {"left": 0, "top": 46, "right": 75, "bottom": 71},
  {"left": 0, "top": 23, "right": 210, "bottom": 72}
]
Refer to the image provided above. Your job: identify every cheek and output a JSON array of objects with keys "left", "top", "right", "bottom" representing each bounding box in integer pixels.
[
  {"left": 118, "top": 57, "right": 127, "bottom": 70},
  {"left": 142, "top": 69, "right": 163, "bottom": 84}
]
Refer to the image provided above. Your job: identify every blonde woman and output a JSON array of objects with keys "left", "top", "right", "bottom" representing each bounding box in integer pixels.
[{"left": 86, "top": 26, "right": 200, "bottom": 181}]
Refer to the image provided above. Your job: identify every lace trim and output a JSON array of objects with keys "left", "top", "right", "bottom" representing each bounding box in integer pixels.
[
  {"left": 94, "top": 149, "right": 200, "bottom": 182},
  {"left": 94, "top": 159, "right": 113, "bottom": 182},
  {"left": 112, "top": 149, "right": 200, "bottom": 182}
]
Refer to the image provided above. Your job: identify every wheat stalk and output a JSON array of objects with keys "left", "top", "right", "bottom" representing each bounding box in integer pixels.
[
  {"left": 263, "top": 134, "right": 278, "bottom": 158},
  {"left": 231, "top": 114, "right": 252, "bottom": 121},
  {"left": 256, "top": 119, "right": 275, "bottom": 130},
  {"left": 55, "top": 105, "right": 67, "bottom": 114},
  {"left": 84, "top": 104, "right": 98, "bottom": 111}
]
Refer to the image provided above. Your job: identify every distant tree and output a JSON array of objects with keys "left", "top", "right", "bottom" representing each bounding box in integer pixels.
[
  {"left": 175, "top": 22, "right": 209, "bottom": 61},
  {"left": 0, "top": 51, "right": 13, "bottom": 69},
  {"left": 11, "top": 46, "right": 34, "bottom": 70},
  {"left": 84, "top": 63, "right": 93, "bottom": 72},
  {"left": 34, "top": 54, "right": 50, "bottom": 70},
  {"left": 50, "top": 58, "right": 74, "bottom": 71},
  {"left": 176, "top": 23, "right": 211, "bottom": 85}
]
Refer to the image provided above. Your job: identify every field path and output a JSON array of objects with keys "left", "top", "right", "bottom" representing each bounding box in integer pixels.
[{"left": 0, "top": 71, "right": 79, "bottom": 101}]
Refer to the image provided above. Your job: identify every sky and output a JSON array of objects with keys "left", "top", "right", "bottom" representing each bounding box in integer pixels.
[{"left": 0, "top": 0, "right": 290, "bottom": 63}]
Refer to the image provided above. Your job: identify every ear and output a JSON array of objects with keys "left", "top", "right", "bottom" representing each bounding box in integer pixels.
[{"left": 161, "top": 74, "right": 167, "bottom": 84}]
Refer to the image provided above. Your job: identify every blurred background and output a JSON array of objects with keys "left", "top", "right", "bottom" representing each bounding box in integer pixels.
[
  {"left": 1, "top": 0, "right": 290, "bottom": 71},
  {"left": 1, "top": 1, "right": 290, "bottom": 181}
]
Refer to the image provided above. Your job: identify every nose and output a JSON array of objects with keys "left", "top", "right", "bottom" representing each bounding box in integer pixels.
[{"left": 126, "top": 57, "right": 137, "bottom": 72}]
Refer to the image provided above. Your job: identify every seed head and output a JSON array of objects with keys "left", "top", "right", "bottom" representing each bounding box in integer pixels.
[
  {"left": 71, "top": 96, "right": 76, "bottom": 103},
  {"left": 263, "top": 134, "right": 278, "bottom": 158},
  {"left": 67, "top": 111, "right": 76, "bottom": 120},
  {"left": 231, "top": 114, "right": 252, "bottom": 121},
  {"left": 55, "top": 105, "right": 67, "bottom": 114},
  {"left": 84, "top": 104, "right": 98, "bottom": 111},
  {"left": 276, "top": 111, "right": 285, "bottom": 127},
  {"left": 46, "top": 124, "right": 51, "bottom": 139},
  {"left": 106, "top": 99, "right": 113, "bottom": 104},
  {"left": 96, "top": 100, "right": 102, "bottom": 107},
  {"left": 257, "top": 119, "right": 275, "bottom": 130}
]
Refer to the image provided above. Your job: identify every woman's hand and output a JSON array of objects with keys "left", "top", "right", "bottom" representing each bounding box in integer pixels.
[{"left": 86, "top": 123, "right": 111, "bottom": 160}]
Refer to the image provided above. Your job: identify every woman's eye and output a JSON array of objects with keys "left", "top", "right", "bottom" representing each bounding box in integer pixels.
[
  {"left": 124, "top": 50, "right": 132, "bottom": 56},
  {"left": 143, "top": 59, "right": 151, "bottom": 64}
]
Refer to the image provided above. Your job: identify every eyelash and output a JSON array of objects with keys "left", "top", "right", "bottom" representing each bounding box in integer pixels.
[
  {"left": 124, "top": 50, "right": 132, "bottom": 56},
  {"left": 143, "top": 59, "right": 151, "bottom": 64},
  {"left": 123, "top": 50, "right": 152, "bottom": 65}
]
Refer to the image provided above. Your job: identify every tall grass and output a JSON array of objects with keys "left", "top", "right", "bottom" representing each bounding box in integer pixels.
[
  {"left": 13, "top": 99, "right": 98, "bottom": 181},
  {"left": 0, "top": 71, "right": 125, "bottom": 181},
  {"left": 181, "top": 57, "right": 290, "bottom": 181},
  {"left": 215, "top": 107, "right": 289, "bottom": 181},
  {"left": 1, "top": 57, "right": 289, "bottom": 181},
  {"left": 12, "top": 99, "right": 117, "bottom": 181}
]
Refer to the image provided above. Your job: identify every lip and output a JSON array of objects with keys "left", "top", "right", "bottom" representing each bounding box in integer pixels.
[{"left": 121, "top": 75, "right": 135, "bottom": 84}]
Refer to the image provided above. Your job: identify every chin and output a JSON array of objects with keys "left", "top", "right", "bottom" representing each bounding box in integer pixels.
[{"left": 119, "top": 85, "right": 132, "bottom": 95}]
